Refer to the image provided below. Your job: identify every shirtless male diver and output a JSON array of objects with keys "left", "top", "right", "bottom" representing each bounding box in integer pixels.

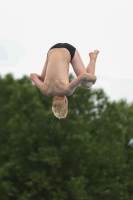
[{"left": 30, "top": 43, "right": 99, "bottom": 119}]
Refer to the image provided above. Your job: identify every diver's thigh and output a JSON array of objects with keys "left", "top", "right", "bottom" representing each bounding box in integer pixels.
[{"left": 71, "top": 50, "right": 86, "bottom": 77}]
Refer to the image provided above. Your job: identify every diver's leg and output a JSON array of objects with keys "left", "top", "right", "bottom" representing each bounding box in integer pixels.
[
  {"left": 71, "top": 50, "right": 87, "bottom": 77},
  {"left": 86, "top": 50, "right": 99, "bottom": 75}
]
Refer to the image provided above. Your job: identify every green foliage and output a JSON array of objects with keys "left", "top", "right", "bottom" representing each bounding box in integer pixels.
[{"left": 0, "top": 73, "right": 133, "bottom": 200}]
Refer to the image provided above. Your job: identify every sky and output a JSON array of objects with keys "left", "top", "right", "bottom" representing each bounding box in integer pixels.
[{"left": 0, "top": 0, "right": 133, "bottom": 103}]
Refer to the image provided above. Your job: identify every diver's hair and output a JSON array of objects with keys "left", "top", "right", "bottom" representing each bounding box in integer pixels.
[{"left": 52, "top": 98, "right": 68, "bottom": 119}]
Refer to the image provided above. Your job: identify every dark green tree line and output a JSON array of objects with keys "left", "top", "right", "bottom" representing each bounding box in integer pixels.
[{"left": 0, "top": 73, "right": 133, "bottom": 200}]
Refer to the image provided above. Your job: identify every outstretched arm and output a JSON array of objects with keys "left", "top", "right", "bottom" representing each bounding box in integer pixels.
[
  {"left": 30, "top": 73, "right": 43, "bottom": 91},
  {"left": 67, "top": 74, "right": 83, "bottom": 95},
  {"left": 40, "top": 55, "right": 48, "bottom": 82}
]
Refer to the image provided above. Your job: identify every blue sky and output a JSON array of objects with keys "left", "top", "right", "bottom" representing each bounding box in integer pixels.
[{"left": 0, "top": 0, "right": 133, "bottom": 102}]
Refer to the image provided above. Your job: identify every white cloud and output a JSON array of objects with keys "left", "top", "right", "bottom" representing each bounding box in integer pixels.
[{"left": 0, "top": 39, "right": 25, "bottom": 66}]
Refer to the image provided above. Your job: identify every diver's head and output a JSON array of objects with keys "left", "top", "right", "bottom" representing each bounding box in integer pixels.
[{"left": 52, "top": 96, "right": 68, "bottom": 119}]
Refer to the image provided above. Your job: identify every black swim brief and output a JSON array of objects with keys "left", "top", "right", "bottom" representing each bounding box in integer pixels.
[{"left": 48, "top": 43, "right": 76, "bottom": 61}]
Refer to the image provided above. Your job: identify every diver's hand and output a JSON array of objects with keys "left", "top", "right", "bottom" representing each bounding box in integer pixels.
[
  {"left": 80, "top": 73, "right": 97, "bottom": 88},
  {"left": 30, "top": 73, "right": 43, "bottom": 82}
]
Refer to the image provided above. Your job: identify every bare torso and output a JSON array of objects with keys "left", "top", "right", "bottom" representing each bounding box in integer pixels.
[
  {"left": 30, "top": 47, "right": 98, "bottom": 97},
  {"left": 42, "top": 48, "right": 71, "bottom": 96}
]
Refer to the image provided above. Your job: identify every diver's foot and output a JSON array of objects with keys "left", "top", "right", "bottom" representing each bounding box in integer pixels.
[{"left": 89, "top": 50, "right": 99, "bottom": 60}]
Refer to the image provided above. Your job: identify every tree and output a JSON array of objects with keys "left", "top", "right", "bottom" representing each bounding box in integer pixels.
[{"left": 0, "top": 73, "right": 133, "bottom": 200}]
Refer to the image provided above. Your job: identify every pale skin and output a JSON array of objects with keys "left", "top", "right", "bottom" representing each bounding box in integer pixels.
[{"left": 30, "top": 47, "right": 99, "bottom": 105}]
